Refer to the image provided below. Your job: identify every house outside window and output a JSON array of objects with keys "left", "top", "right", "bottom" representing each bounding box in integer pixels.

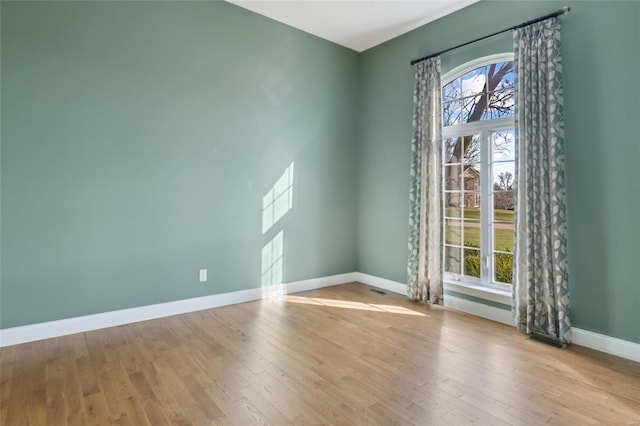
[{"left": 442, "top": 54, "right": 515, "bottom": 292}]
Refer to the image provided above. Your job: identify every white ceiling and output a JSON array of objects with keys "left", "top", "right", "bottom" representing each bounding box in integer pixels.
[{"left": 226, "top": 0, "right": 481, "bottom": 52}]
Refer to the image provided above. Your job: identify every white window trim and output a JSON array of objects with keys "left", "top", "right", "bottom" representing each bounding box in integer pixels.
[
  {"left": 442, "top": 116, "right": 513, "bottom": 139},
  {"left": 442, "top": 53, "right": 514, "bottom": 306},
  {"left": 444, "top": 280, "right": 512, "bottom": 305}
]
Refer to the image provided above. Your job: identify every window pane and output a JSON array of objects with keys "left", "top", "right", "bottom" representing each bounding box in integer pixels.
[
  {"left": 444, "top": 165, "right": 462, "bottom": 190},
  {"left": 443, "top": 100, "right": 462, "bottom": 126},
  {"left": 488, "top": 89, "right": 514, "bottom": 118},
  {"left": 442, "top": 78, "right": 461, "bottom": 102},
  {"left": 492, "top": 130, "right": 515, "bottom": 162},
  {"left": 443, "top": 62, "right": 514, "bottom": 126},
  {"left": 444, "top": 204, "right": 462, "bottom": 217},
  {"left": 494, "top": 223, "right": 514, "bottom": 253},
  {"left": 445, "top": 246, "right": 462, "bottom": 274},
  {"left": 445, "top": 219, "right": 462, "bottom": 245},
  {"left": 463, "top": 248, "right": 481, "bottom": 278},
  {"left": 461, "top": 94, "right": 485, "bottom": 122},
  {"left": 444, "top": 137, "right": 461, "bottom": 164},
  {"left": 494, "top": 253, "right": 513, "bottom": 284},
  {"left": 462, "top": 135, "right": 481, "bottom": 164},
  {"left": 463, "top": 191, "right": 481, "bottom": 210},
  {"left": 463, "top": 206, "right": 480, "bottom": 220},
  {"left": 494, "top": 62, "right": 515, "bottom": 90},
  {"left": 493, "top": 190, "right": 515, "bottom": 212},
  {"left": 460, "top": 66, "right": 486, "bottom": 97},
  {"left": 463, "top": 221, "right": 480, "bottom": 248},
  {"left": 492, "top": 162, "right": 515, "bottom": 191},
  {"left": 493, "top": 203, "right": 514, "bottom": 223},
  {"left": 463, "top": 166, "right": 481, "bottom": 193}
]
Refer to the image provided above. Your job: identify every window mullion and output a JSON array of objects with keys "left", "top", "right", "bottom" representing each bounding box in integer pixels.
[{"left": 480, "top": 130, "right": 492, "bottom": 283}]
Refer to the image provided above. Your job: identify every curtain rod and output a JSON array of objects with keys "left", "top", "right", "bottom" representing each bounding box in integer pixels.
[{"left": 410, "top": 6, "right": 570, "bottom": 66}]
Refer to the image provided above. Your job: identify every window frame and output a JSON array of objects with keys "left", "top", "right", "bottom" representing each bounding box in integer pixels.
[{"left": 441, "top": 53, "right": 515, "bottom": 303}]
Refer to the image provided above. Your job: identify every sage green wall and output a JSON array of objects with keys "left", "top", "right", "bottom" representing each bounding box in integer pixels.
[
  {"left": 357, "top": 0, "right": 640, "bottom": 343},
  {"left": 2, "top": 1, "right": 638, "bottom": 346},
  {"left": 1, "top": 1, "right": 360, "bottom": 328}
]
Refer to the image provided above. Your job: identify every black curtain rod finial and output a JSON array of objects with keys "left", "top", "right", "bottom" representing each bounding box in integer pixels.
[{"left": 410, "top": 6, "right": 571, "bottom": 66}]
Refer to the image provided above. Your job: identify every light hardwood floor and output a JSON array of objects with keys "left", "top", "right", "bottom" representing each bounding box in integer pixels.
[{"left": 1, "top": 282, "right": 639, "bottom": 425}]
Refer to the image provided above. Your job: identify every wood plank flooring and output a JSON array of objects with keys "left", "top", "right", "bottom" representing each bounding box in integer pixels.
[{"left": 1, "top": 282, "right": 639, "bottom": 425}]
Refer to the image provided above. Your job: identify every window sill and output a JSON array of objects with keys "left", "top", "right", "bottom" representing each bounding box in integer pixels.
[{"left": 443, "top": 279, "right": 512, "bottom": 306}]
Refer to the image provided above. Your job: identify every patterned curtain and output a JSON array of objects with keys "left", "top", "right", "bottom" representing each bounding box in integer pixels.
[
  {"left": 407, "top": 57, "right": 443, "bottom": 304},
  {"left": 513, "top": 18, "right": 571, "bottom": 344}
]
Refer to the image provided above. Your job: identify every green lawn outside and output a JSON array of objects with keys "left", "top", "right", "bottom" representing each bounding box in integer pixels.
[
  {"left": 445, "top": 226, "right": 514, "bottom": 252},
  {"left": 445, "top": 208, "right": 514, "bottom": 251},
  {"left": 445, "top": 207, "right": 514, "bottom": 222},
  {"left": 444, "top": 208, "right": 514, "bottom": 284}
]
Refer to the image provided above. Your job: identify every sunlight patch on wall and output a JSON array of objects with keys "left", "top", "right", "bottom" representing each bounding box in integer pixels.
[
  {"left": 262, "top": 163, "right": 294, "bottom": 235},
  {"left": 261, "top": 231, "right": 285, "bottom": 300},
  {"left": 261, "top": 162, "right": 295, "bottom": 300}
]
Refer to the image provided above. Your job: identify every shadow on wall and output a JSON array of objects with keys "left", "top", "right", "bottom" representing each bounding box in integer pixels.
[{"left": 261, "top": 162, "right": 295, "bottom": 300}]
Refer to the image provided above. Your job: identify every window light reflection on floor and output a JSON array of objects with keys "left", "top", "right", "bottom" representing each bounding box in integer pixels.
[{"left": 284, "top": 295, "right": 428, "bottom": 316}]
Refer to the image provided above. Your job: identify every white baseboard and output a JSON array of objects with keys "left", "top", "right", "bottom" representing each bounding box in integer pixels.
[
  {"left": 2, "top": 271, "right": 638, "bottom": 363},
  {"left": 0, "top": 272, "right": 358, "bottom": 348},
  {"left": 571, "top": 327, "right": 640, "bottom": 363},
  {"left": 353, "top": 273, "right": 640, "bottom": 362},
  {"left": 287, "top": 272, "right": 359, "bottom": 294},
  {"left": 353, "top": 272, "right": 407, "bottom": 295},
  {"left": 0, "top": 286, "right": 262, "bottom": 348},
  {"left": 354, "top": 273, "right": 511, "bottom": 325}
]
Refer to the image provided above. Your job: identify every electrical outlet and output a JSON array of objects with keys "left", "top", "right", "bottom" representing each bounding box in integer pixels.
[{"left": 199, "top": 269, "right": 207, "bottom": 282}]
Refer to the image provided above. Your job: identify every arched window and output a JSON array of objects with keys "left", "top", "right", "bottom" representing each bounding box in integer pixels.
[{"left": 441, "top": 54, "right": 515, "bottom": 289}]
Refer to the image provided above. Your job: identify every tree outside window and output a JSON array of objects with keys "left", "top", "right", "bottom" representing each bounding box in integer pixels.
[{"left": 442, "top": 60, "right": 515, "bottom": 285}]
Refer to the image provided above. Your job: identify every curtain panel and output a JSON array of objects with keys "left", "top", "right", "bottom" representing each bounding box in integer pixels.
[
  {"left": 513, "top": 18, "right": 571, "bottom": 344},
  {"left": 407, "top": 57, "right": 443, "bottom": 304}
]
